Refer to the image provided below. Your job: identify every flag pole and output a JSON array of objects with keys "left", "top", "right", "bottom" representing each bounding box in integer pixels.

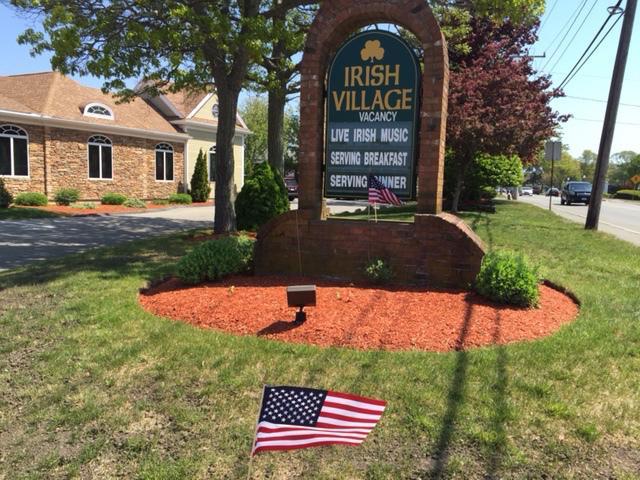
[
  {"left": 374, "top": 202, "right": 378, "bottom": 223},
  {"left": 247, "top": 385, "right": 267, "bottom": 480}
]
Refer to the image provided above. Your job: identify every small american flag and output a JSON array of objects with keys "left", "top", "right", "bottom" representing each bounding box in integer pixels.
[
  {"left": 368, "top": 174, "right": 403, "bottom": 206},
  {"left": 251, "top": 386, "right": 386, "bottom": 455}
]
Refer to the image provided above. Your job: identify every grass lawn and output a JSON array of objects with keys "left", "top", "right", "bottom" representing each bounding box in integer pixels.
[
  {"left": 0, "top": 206, "right": 62, "bottom": 220},
  {"left": 1, "top": 201, "right": 639, "bottom": 479}
]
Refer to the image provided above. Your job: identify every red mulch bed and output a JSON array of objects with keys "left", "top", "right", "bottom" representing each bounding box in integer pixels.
[
  {"left": 18, "top": 201, "right": 214, "bottom": 216},
  {"left": 139, "top": 276, "right": 579, "bottom": 352}
]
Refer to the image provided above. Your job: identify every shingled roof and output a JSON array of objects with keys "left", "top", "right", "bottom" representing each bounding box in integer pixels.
[{"left": 0, "top": 72, "right": 181, "bottom": 134}]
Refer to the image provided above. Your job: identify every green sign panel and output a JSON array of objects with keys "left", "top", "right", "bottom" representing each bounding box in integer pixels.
[{"left": 324, "top": 31, "right": 420, "bottom": 199}]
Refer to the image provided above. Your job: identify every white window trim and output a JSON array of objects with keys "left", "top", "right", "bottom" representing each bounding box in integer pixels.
[
  {"left": 87, "top": 135, "right": 114, "bottom": 181},
  {"left": 0, "top": 125, "right": 30, "bottom": 179},
  {"left": 208, "top": 145, "right": 216, "bottom": 183},
  {"left": 154, "top": 143, "right": 175, "bottom": 182},
  {"left": 83, "top": 102, "right": 115, "bottom": 120}
]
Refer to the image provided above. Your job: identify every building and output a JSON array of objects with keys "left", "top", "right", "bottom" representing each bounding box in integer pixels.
[{"left": 0, "top": 72, "right": 249, "bottom": 200}]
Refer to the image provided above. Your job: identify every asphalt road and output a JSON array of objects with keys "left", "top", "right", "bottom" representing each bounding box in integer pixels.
[{"left": 518, "top": 194, "right": 640, "bottom": 246}]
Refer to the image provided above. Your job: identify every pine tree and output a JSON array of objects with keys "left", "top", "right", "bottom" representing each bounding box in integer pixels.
[{"left": 190, "top": 149, "right": 211, "bottom": 202}]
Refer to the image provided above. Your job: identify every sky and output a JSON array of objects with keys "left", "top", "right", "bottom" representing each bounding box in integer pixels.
[{"left": 0, "top": 1, "right": 639, "bottom": 159}]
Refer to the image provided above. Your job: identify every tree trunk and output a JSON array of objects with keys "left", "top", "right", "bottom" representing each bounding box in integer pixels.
[
  {"left": 451, "top": 174, "right": 464, "bottom": 213},
  {"left": 214, "top": 85, "right": 240, "bottom": 234},
  {"left": 268, "top": 87, "right": 286, "bottom": 176}
]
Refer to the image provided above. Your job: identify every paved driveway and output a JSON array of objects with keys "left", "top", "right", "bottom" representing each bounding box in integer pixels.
[{"left": 0, "top": 207, "right": 212, "bottom": 271}]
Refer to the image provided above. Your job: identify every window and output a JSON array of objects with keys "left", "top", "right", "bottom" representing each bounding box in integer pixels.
[
  {"left": 87, "top": 135, "right": 113, "bottom": 179},
  {"left": 0, "top": 125, "right": 29, "bottom": 177},
  {"left": 83, "top": 103, "right": 114, "bottom": 119},
  {"left": 209, "top": 146, "right": 216, "bottom": 182},
  {"left": 211, "top": 103, "right": 219, "bottom": 118},
  {"left": 155, "top": 143, "right": 174, "bottom": 181}
]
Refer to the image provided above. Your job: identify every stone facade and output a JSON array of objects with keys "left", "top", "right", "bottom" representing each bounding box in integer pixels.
[{"left": 0, "top": 121, "right": 184, "bottom": 200}]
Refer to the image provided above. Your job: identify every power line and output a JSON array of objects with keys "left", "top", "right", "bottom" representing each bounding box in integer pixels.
[
  {"left": 571, "top": 117, "right": 640, "bottom": 126},
  {"left": 541, "top": 0, "right": 590, "bottom": 70},
  {"left": 559, "top": 11, "right": 625, "bottom": 90},
  {"left": 562, "top": 95, "right": 640, "bottom": 108},
  {"left": 548, "top": 0, "right": 599, "bottom": 73},
  {"left": 539, "top": 0, "right": 561, "bottom": 34}
]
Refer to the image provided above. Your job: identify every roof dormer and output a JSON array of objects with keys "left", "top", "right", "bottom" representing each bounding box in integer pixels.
[{"left": 83, "top": 102, "right": 114, "bottom": 120}]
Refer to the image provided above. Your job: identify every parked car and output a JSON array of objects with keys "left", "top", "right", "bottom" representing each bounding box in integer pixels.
[
  {"left": 521, "top": 186, "right": 533, "bottom": 196},
  {"left": 284, "top": 176, "right": 298, "bottom": 200},
  {"left": 533, "top": 185, "right": 543, "bottom": 195},
  {"left": 545, "top": 187, "right": 560, "bottom": 197},
  {"left": 561, "top": 181, "right": 592, "bottom": 205}
]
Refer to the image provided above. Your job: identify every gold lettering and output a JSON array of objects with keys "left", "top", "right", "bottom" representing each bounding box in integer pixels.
[
  {"left": 351, "top": 66, "right": 364, "bottom": 87},
  {"left": 370, "top": 65, "right": 385, "bottom": 87},
  {"left": 344, "top": 67, "right": 349, "bottom": 87},
  {"left": 386, "top": 65, "right": 401, "bottom": 86},
  {"left": 371, "top": 90, "right": 385, "bottom": 110},
  {"left": 384, "top": 89, "right": 402, "bottom": 110},
  {"left": 332, "top": 91, "right": 348, "bottom": 111},
  {"left": 401, "top": 89, "right": 412, "bottom": 110}
]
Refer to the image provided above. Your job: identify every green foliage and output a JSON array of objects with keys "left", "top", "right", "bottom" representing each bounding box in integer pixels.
[
  {"left": 176, "top": 235, "right": 255, "bottom": 285},
  {"left": 14, "top": 191, "right": 48, "bottom": 206},
  {"left": 0, "top": 178, "right": 13, "bottom": 208},
  {"left": 608, "top": 152, "right": 640, "bottom": 187},
  {"left": 364, "top": 259, "right": 394, "bottom": 284},
  {"left": 72, "top": 202, "right": 97, "bottom": 210},
  {"left": 101, "top": 193, "right": 127, "bottom": 205},
  {"left": 235, "top": 162, "right": 289, "bottom": 231},
  {"left": 190, "top": 149, "right": 211, "bottom": 202},
  {"left": 123, "top": 198, "right": 147, "bottom": 208},
  {"left": 54, "top": 188, "right": 80, "bottom": 206},
  {"left": 168, "top": 193, "right": 192, "bottom": 205},
  {"left": 475, "top": 250, "right": 540, "bottom": 307},
  {"left": 614, "top": 189, "right": 640, "bottom": 200}
]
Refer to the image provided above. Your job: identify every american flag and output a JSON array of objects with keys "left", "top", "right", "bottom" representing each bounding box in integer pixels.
[
  {"left": 368, "top": 174, "right": 403, "bottom": 206},
  {"left": 251, "top": 386, "right": 386, "bottom": 455}
]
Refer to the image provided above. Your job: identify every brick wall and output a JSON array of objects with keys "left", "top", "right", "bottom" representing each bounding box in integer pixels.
[
  {"left": 255, "top": 211, "right": 485, "bottom": 289},
  {"left": 0, "top": 120, "right": 184, "bottom": 200}
]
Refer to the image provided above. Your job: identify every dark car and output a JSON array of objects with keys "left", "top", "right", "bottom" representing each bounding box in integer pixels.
[
  {"left": 561, "top": 181, "right": 592, "bottom": 205},
  {"left": 284, "top": 177, "right": 298, "bottom": 200},
  {"left": 545, "top": 187, "right": 560, "bottom": 197}
]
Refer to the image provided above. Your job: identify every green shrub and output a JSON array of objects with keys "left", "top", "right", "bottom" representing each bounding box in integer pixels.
[
  {"left": 0, "top": 178, "right": 12, "bottom": 208},
  {"left": 235, "top": 162, "right": 289, "bottom": 231},
  {"left": 614, "top": 189, "right": 640, "bottom": 200},
  {"left": 14, "top": 192, "right": 48, "bottom": 206},
  {"left": 72, "top": 202, "right": 97, "bottom": 210},
  {"left": 152, "top": 199, "right": 169, "bottom": 206},
  {"left": 475, "top": 251, "right": 540, "bottom": 307},
  {"left": 177, "top": 235, "right": 256, "bottom": 285},
  {"left": 54, "top": 188, "right": 80, "bottom": 206},
  {"left": 364, "top": 259, "right": 394, "bottom": 284},
  {"left": 123, "top": 198, "right": 147, "bottom": 208},
  {"left": 101, "top": 192, "right": 127, "bottom": 205},
  {"left": 168, "top": 193, "right": 192, "bottom": 205},
  {"left": 190, "top": 149, "right": 211, "bottom": 202}
]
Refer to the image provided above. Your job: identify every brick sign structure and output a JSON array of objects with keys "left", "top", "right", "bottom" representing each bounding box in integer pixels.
[{"left": 255, "top": 0, "right": 486, "bottom": 288}]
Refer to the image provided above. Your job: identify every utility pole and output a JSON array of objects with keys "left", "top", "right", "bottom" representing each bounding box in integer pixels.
[{"left": 586, "top": 0, "right": 637, "bottom": 230}]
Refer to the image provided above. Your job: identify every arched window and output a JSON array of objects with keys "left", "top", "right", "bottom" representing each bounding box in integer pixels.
[
  {"left": 87, "top": 135, "right": 113, "bottom": 179},
  {"left": 155, "top": 143, "right": 174, "bottom": 181},
  {"left": 209, "top": 145, "right": 216, "bottom": 182},
  {"left": 83, "top": 103, "right": 114, "bottom": 119},
  {"left": 0, "top": 125, "right": 29, "bottom": 177}
]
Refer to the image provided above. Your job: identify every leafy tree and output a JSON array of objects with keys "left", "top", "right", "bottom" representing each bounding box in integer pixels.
[
  {"left": 249, "top": 3, "right": 316, "bottom": 176},
  {"left": 579, "top": 150, "right": 597, "bottom": 182},
  {"left": 446, "top": 17, "right": 565, "bottom": 211},
  {"left": 8, "top": 0, "right": 313, "bottom": 233},
  {"left": 0, "top": 178, "right": 13, "bottom": 208},
  {"left": 608, "top": 152, "right": 640, "bottom": 187},
  {"left": 536, "top": 150, "right": 581, "bottom": 188},
  {"left": 190, "top": 149, "right": 211, "bottom": 202}
]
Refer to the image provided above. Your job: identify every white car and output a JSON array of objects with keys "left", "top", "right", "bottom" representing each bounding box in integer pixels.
[{"left": 521, "top": 186, "right": 533, "bottom": 196}]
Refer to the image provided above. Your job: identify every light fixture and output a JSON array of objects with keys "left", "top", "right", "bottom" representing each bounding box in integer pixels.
[{"left": 286, "top": 285, "right": 316, "bottom": 324}]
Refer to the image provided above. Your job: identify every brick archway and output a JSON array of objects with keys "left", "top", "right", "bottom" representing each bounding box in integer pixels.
[
  {"left": 297, "top": 0, "right": 449, "bottom": 215},
  {"left": 255, "top": 0, "right": 485, "bottom": 289}
]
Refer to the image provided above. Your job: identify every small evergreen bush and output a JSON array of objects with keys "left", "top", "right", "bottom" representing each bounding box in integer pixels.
[
  {"left": 235, "top": 162, "right": 289, "bottom": 231},
  {"left": 123, "top": 198, "right": 147, "bottom": 208},
  {"left": 190, "top": 149, "right": 211, "bottom": 202},
  {"left": 54, "top": 188, "right": 80, "bottom": 206},
  {"left": 475, "top": 251, "right": 540, "bottom": 307},
  {"left": 0, "top": 178, "right": 12, "bottom": 208},
  {"left": 14, "top": 192, "right": 48, "bottom": 206},
  {"left": 168, "top": 193, "right": 192, "bottom": 205},
  {"left": 364, "top": 259, "right": 394, "bottom": 284},
  {"left": 177, "top": 235, "right": 255, "bottom": 285},
  {"left": 101, "top": 192, "right": 127, "bottom": 205}
]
